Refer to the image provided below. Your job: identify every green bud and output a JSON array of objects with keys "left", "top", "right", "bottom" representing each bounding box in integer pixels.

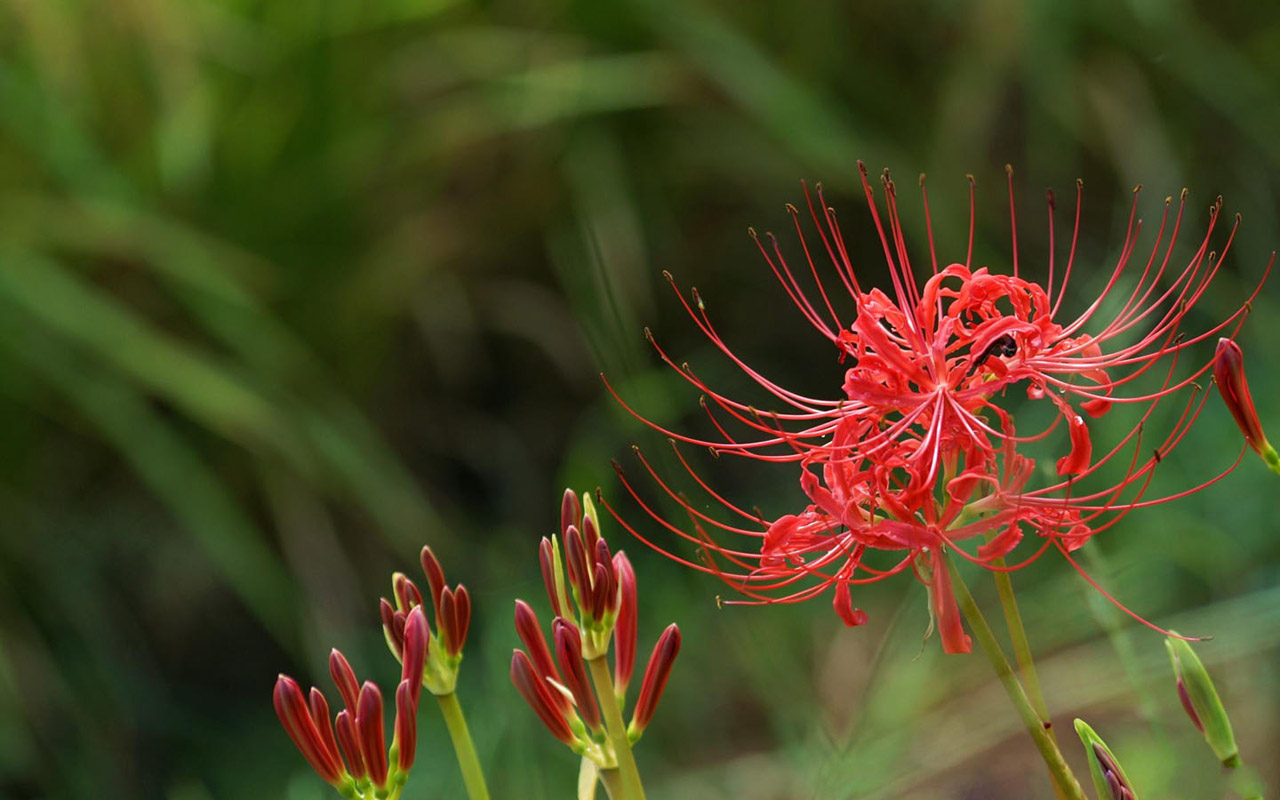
[
  {"left": 1165, "top": 634, "right": 1239, "bottom": 767},
  {"left": 1074, "top": 719, "right": 1138, "bottom": 800}
]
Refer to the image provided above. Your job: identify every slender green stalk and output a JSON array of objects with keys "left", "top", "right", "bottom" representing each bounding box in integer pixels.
[
  {"left": 598, "top": 768, "right": 626, "bottom": 800},
  {"left": 944, "top": 552, "right": 1086, "bottom": 800},
  {"left": 436, "top": 691, "right": 491, "bottom": 800},
  {"left": 988, "top": 558, "right": 1067, "bottom": 800},
  {"left": 988, "top": 562, "right": 1053, "bottom": 727},
  {"left": 587, "top": 655, "right": 646, "bottom": 800}
]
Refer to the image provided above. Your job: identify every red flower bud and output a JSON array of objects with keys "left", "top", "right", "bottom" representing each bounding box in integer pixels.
[
  {"left": 438, "top": 586, "right": 470, "bottom": 658},
  {"left": 307, "top": 687, "right": 341, "bottom": 773},
  {"left": 510, "top": 650, "right": 575, "bottom": 745},
  {"left": 402, "top": 606, "right": 428, "bottom": 704},
  {"left": 630, "top": 624, "right": 681, "bottom": 736},
  {"left": 564, "top": 525, "right": 590, "bottom": 604},
  {"left": 273, "top": 676, "right": 344, "bottom": 785},
  {"left": 420, "top": 546, "right": 447, "bottom": 615},
  {"left": 514, "top": 601, "right": 566, "bottom": 708},
  {"left": 539, "top": 537, "right": 563, "bottom": 617},
  {"left": 328, "top": 650, "right": 360, "bottom": 715},
  {"left": 1215, "top": 338, "right": 1280, "bottom": 472},
  {"left": 393, "top": 572, "right": 424, "bottom": 613},
  {"left": 335, "top": 709, "right": 367, "bottom": 780},
  {"left": 613, "top": 552, "right": 638, "bottom": 695},
  {"left": 561, "top": 488, "right": 581, "bottom": 537},
  {"left": 553, "top": 618, "right": 601, "bottom": 732},
  {"left": 356, "top": 681, "right": 388, "bottom": 788},
  {"left": 582, "top": 512, "right": 601, "bottom": 556},
  {"left": 379, "top": 598, "right": 402, "bottom": 659},
  {"left": 394, "top": 679, "right": 417, "bottom": 772}
]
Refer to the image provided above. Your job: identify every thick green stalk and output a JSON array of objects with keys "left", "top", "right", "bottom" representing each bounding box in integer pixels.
[
  {"left": 587, "top": 655, "right": 646, "bottom": 800},
  {"left": 945, "top": 552, "right": 1086, "bottom": 800},
  {"left": 436, "top": 691, "right": 492, "bottom": 800}
]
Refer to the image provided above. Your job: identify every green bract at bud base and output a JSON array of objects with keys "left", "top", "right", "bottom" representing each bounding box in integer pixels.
[
  {"left": 1074, "top": 719, "right": 1138, "bottom": 800},
  {"left": 1165, "top": 635, "right": 1240, "bottom": 767}
]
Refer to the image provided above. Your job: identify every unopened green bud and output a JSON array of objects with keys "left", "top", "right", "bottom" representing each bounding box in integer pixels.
[
  {"left": 1165, "top": 635, "right": 1239, "bottom": 767},
  {"left": 1074, "top": 719, "right": 1138, "bottom": 800}
]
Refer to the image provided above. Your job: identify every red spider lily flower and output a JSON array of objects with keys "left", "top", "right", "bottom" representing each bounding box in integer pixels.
[
  {"left": 274, "top": 649, "right": 422, "bottom": 795},
  {"left": 1214, "top": 338, "right": 1280, "bottom": 473},
  {"left": 603, "top": 164, "right": 1270, "bottom": 646}
]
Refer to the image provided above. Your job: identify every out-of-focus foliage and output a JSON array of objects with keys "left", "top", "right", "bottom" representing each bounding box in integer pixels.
[{"left": 0, "top": 0, "right": 1277, "bottom": 798}]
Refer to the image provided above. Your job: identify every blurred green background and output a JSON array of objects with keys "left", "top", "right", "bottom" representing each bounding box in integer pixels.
[{"left": 0, "top": 0, "right": 1277, "bottom": 798}]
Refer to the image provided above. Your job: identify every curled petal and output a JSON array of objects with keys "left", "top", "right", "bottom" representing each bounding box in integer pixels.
[
  {"left": 832, "top": 579, "right": 868, "bottom": 627},
  {"left": 1055, "top": 407, "right": 1092, "bottom": 476},
  {"left": 929, "top": 550, "right": 971, "bottom": 655}
]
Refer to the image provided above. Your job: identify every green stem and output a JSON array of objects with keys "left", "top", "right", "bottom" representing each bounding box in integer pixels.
[
  {"left": 587, "top": 655, "right": 646, "bottom": 800},
  {"left": 436, "top": 691, "right": 491, "bottom": 800},
  {"left": 988, "top": 561, "right": 1053, "bottom": 727},
  {"left": 598, "top": 768, "right": 626, "bottom": 800},
  {"left": 945, "top": 552, "right": 1086, "bottom": 800},
  {"left": 988, "top": 560, "right": 1068, "bottom": 800}
]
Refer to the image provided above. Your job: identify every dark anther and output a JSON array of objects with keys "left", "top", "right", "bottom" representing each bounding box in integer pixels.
[{"left": 973, "top": 335, "right": 1017, "bottom": 368}]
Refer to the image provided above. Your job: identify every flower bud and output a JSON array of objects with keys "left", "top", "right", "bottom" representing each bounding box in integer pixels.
[
  {"left": 581, "top": 491, "right": 602, "bottom": 547},
  {"left": 511, "top": 649, "right": 577, "bottom": 745},
  {"left": 1074, "top": 719, "right": 1139, "bottom": 800},
  {"left": 613, "top": 552, "right": 638, "bottom": 698},
  {"left": 420, "top": 545, "right": 447, "bottom": 615},
  {"left": 628, "top": 624, "right": 681, "bottom": 740},
  {"left": 553, "top": 618, "right": 602, "bottom": 733},
  {"left": 328, "top": 649, "right": 360, "bottom": 715},
  {"left": 1165, "top": 635, "right": 1239, "bottom": 767},
  {"left": 540, "top": 535, "right": 572, "bottom": 619},
  {"left": 561, "top": 488, "right": 581, "bottom": 537},
  {"left": 273, "top": 675, "right": 344, "bottom": 785},
  {"left": 357, "top": 681, "right": 389, "bottom": 788},
  {"left": 438, "top": 585, "right": 471, "bottom": 658},
  {"left": 402, "top": 606, "right": 429, "bottom": 704},
  {"left": 392, "top": 572, "right": 423, "bottom": 613},
  {"left": 1214, "top": 338, "right": 1280, "bottom": 474},
  {"left": 335, "top": 709, "right": 367, "bottom": 780},
  {"left": 394, "top": 679, "right": 417, "bottom": 772},
  {"left": 380, "top": 598, "right": 404, "bottom": 660}
]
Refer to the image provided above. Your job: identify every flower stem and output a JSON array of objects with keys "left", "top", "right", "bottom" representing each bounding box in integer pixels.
[
  {"left": 944, "top": 551, "right": 1085, "bottom": 800},
  {"left": 436, "top": 691, "right": 491, "bottom": 800},
  {"left": 587, "top": 655, "right": 646, "bottom": 800},
  {"left": 598, "top": 768, "right": 626, "bottom": 799},
  {"left": 988, "top": 562, "right": 1053, "bottom": 726},
  {"left": 988, "top": 560, "right": 1068, "bottom": 800}
]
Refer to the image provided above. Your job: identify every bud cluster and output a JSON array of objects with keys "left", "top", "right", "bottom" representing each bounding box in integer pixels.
[
  {"left": 273, "top": 624, "right": 426, "bottom": 799},
  {"left": 513, "top": 489, "right": 681, "bottom": 767},
  {"left": 380, "top": 546, "right": 473, "bottom": 696}
]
